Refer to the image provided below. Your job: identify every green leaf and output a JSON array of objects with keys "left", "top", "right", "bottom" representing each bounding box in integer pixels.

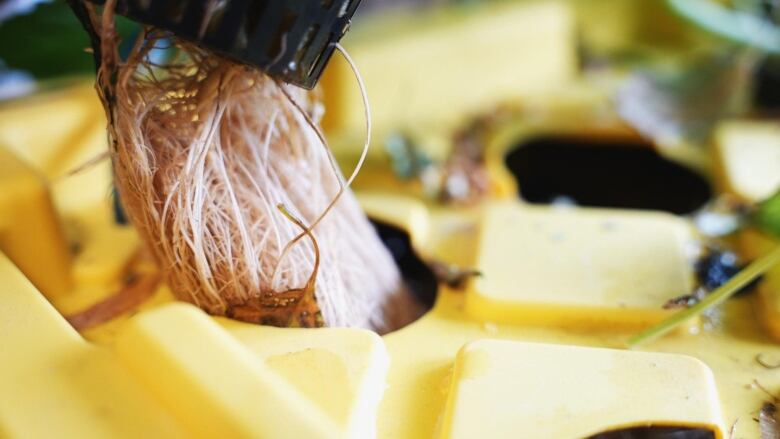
[
  {"left": 0, "top": 1, "right": 138, "bottom": 79},
  {"left": 755, "top": 190, "right": 780, "bottom": 238}
]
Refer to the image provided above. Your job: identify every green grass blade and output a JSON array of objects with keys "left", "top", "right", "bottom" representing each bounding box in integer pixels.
[{"left": 628, "top": 244, "right": 780, "bottom": 348}]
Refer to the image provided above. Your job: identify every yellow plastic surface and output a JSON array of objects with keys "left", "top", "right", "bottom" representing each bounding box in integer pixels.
[
  {"left": 4, "top": 84, "right": 779, "bottom": 438},
  {"left": 0, "top": 83, "right": 99, "bottom": 178},
  {"left": 225, "top": 322, "right": 389, "bottom": 438},
  {"left": 713, "top": 121, "right": 780, "bottom": 343},
  {"left": 744, "top": 230, "right": 780, "bottom": 342},
  {"left": 715, "top": 120, "right": 780, "bottom": 202},
  {"left": 0, "top": 252, "right": 187, "bottom": 439},
  {"left": 0, "top": 145, "right": 71, "bottom": 298},
  {"left": 114, "top": 304, "right": 343, "bottom": 439},
  {"left": 440, "top": 340, "right": 724, "bottom": 438},
  {"left": 321, "top": 0, "right": 577, "bottom": 152},
  {"left": 4, "top": 4, "right": 780, "bottom": 437},
  {"left": 0, "top": 249, "right": 387, "bottom": 438},
  {"left": 468, "top": 202, "right": 695, "bottom": 330}
]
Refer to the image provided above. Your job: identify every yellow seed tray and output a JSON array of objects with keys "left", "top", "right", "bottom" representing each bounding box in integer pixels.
[{"left": 2, "top": 1, "right": 780, "bottom": 438}]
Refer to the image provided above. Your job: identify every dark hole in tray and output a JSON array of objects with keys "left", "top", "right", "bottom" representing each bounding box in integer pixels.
[
  {"left": 586, "top": 426, "right": 715, "bottom": 439},
  {"left": 370, "top": 219, "right": 438, "bottom": 310},
  {"left": 505, "top": 137, "right": 712, "bottom": 215},
  {"left": 754, "top": 56, "right": 780, "bottom": 111}
]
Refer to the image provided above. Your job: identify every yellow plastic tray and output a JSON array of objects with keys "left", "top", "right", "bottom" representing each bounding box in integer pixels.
[{"left": 2, "top": 2, "right": 780, "bottom": 438}]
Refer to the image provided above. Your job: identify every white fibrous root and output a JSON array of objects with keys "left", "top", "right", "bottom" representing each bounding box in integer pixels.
[{"left": 90, "top": 7, "right": 421, "bottom": 331}]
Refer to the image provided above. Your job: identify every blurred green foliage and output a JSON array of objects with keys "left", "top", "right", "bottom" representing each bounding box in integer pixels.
[
  {"left": 755, "top": 191, "right": 780, "bottom": 237},
  {"left": 667, "top": 0, "right": 780, "bottom": 53},
  {"left": 0, "top": 1, "right": 137, "bottom": 79}
]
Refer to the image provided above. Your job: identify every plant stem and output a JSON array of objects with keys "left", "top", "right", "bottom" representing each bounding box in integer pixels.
[{"left": 628, "top": 245, "right": 780, "bottom": 348}]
